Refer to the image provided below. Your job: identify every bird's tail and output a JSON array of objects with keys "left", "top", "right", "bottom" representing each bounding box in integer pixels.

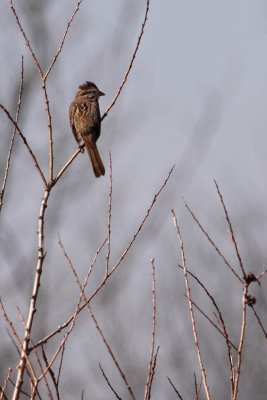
[{"left": 83, "top": 135, "right": 105, "bottom": 177}]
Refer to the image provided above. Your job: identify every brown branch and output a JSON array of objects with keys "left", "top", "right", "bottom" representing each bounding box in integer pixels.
[
  {"left": 60, "top": 238, "right": 136, "bottom": 400},
  {"left": 42, "top": 81, "right": 54, "bottom": 182},
  {"left": 0, "top": 300, "right": 37, "bottom": 387},
  {"left": 185, "top": 201, "right": 242, "bottom": 283},
  {"left": 41, "top": 346, "right": 61, "bottom": 400},
  {"left": 44, "top": 0, "right": 84, "bottom": 80},
  {"left": 9, "top": 0, "right": 43, "bottom": 76},
  {"left": 56, "top": 344, "right": 65, "bottom": 389},
  {"left": 106, "top": 153, "right": 113, "bottom": 275},
  {"left": 0, "top": 368, "right": 12, "bottom": 400},
  {"left": 167, "top": 377, "right": 183, "bottom": 399},
  {"left": 147, "top": 346, "right": 159, "bottom": 399},
  {"left": 144, "top": 258, "right": 157, "bottom": 400},
  {"left": 0, "top": 104, "right": 47, "bottom": 186},
  {"left": 31, "top": 237, "right": 106, "bottom": 349},
  {"left": 102, "top": 0, "right": 150, "bottom": 120},
  {"left": 0, "top": 56, "right": 24, "bottom": 213},
  {"left": 214, "top": 180, "right": 246, "bottom": 278},
  {"left": 188, "top": 296, "right": 238, "bottom": 351},
  {"left": 233, "top": 286, "right": 247, "bottom": 400},
  {"left": 110, "top": 166, "right": 174, "bottom": 275},
  {"left": 250, "top": 305, "right": 267, "bottom": 339},
  {"left": 34, "top": 167, "right": 173, "bottom": 348},
  {"left": 178, "top": 264, "right": 235, "bottom": 394},
  {"left": 12, "top": 188, "right": 50, "bottom": 400},
  {"left": 17, "top": 307, "right": 53, "bottom": 399},
  {"left": 172, "top": 210, "right": 211, "bottom": 400},
  {"left": 53, "top": 147, "right": 82, "bottom": 186},
  {"left": 99, "top": 364, "right": 122, "bottom": 400},
  {"left": 9, "top": 1, "right": 55, "bottom": 182}
]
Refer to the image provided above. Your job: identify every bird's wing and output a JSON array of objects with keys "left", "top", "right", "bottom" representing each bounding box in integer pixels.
[{"left": 69, "top": 101, "right": 81, "bottom": 144}]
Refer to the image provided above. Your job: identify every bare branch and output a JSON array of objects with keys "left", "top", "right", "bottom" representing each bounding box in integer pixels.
[
  {"left": 177, "top": 264, "right": 235, "bottom": 393},
  {"left": 0, "top": 103, "right": 47, "bottom": 186},
  {"left": 60, "top": 238, "right": 136, "bottom": 400},
  {"left": 0, "top": 56, "right": 24, "bottom": 213},
  {"left": 167, "top": 377, "right": 183, "bottom": 399},
  {"left": 35, "top": 167, "right": 174, "bottom": 347},
  {"left": 42, "top": 82, "right": 54, "bottom": 182},
  {"left": 102, "top": 0, "right": 151, "bottom": 120},
  {"left": 144, "top": 258, "right": 157, "bottom": 400},
  {"left": 233, "top": 286, "right": 247, "bottom": 400},
  {"left": 41, "top": 346, "right": 60, "bottom": 400},
  {"left": 250, "top": 305, "right": 267, "bottom": 339},
  {"left": 53, "top": 147, "right": 82, "bottom": 185},
  {"left": 172, "top": 210, "right": 211, "bottom": 400},
  {"left": 214, "top": 180, "right": 246, "bottom": 277},
  {"left": 99, "top": 364, "right": 122, "bottom": 400},
  {"left": 12, "top": 188, "right": 50, "bottom": 400},
  {"left": 44, "top": 0, "right": 84, "bottom": 80},
  {"left": 9, "top": 0, "right": 43, "bottom": 76},
  {"left": 0, "top": 368, "right": 12, "bottom": 400},
  {"left": 106, "top": 153, "right": 113, "bottom": 275},
  {"left": 32, "top": 238, "right": 107, "bottom": 349},
  {"left": 110, "top": 166, "right": 174, "bottom": 275},
  {"left": 0, "top": 300, "right": 37, "bottom": 387},
  {"left": 185, "top": 201, "right": 242, "bottom": 283},
  {"left": 187, "top": 296, "right": 238, "bottom": 351}
]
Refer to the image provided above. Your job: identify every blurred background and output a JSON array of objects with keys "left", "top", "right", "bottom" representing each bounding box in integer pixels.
[{"left": 0, "top": 0, "right": 267, "bottom": 398}]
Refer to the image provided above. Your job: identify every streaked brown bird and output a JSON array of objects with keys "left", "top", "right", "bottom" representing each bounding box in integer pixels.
[{"left": 69, "top": 81, "right": 105, "bottom": 177}]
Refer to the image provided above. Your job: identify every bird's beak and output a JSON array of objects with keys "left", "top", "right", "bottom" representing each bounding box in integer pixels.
[{"left": 98, "top": 90, "right": 105, "bottom": 96}]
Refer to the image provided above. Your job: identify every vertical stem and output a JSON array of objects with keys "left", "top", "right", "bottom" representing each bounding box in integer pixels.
[
  {"left": 42, "top": 80, "right": 53, "bottom": 182},
  {"left": 233, "top": 286, "right": 247, "bottom": 400},
  {"left": 12, "top": 189, "right": 50, "bottom": 400}
]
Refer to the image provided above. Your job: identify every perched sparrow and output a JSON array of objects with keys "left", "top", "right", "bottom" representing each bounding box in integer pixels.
[{"left": 69, "top": 81, "right": 105, "bottom": 177}]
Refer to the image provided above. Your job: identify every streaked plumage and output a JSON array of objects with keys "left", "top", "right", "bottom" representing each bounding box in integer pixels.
[{"left": 69, "top": 81, "right": 105, "bottom": 177}]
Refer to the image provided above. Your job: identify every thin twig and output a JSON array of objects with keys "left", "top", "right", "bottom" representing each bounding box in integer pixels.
[
  {"left": 102, "top": 0, "right": 150, "bottom": 120},
  {"left": 44, "top": 0, "right": 84, "bottom": 80},
  {"left": 0, "top": 104, "right": 47, "bottom": 186},
  {"left": 185, "top": 201, "right": 242, "bottom": 283},
  {"left": 0, "top": 368, "right": 12, "bottom": 400},
  {"left": 42, "top": 81, "right": 54, "bottom": 182},
  {"left": 5, "top": 376, "right": 30, "bottom": 399},
  {"left": 214, "top": 180, "right": 246, "bottom": 278},
  {"left": 56, "top": 345, "right": 65, "bottom": 388},
  {"left": 250, "top": 305, "right": 267, "bottom": 339},
  {"left": 167, "top": 377, "right": 183, "bottom": 399},
  {"left": 148, "top": 346, "right": 159, "bottom": 399},
  {"left": 53, "top": 147, "right": 82, "bottom": 185},
  {"left": 60, "top": 239, "right": 136, "bottom": 400},
  {"left": 0, "top": 300, "right": 37, "bottom": 386},
  {"left": 41, "top": 346, "right": 60, "bottom": 400},
  {"left": 194, "top": 373, "right": 199, "bottom": 400},
  {"left": 144, "top": 258, "right": 157, "bottom": 400},
  {"left": 187, "top": 296, "right": 237, "bottom": 351},
  {"left": 106, "top": 153, "right": 113, "bottom": 276},
  {"left": 0, "top": 56, "right": 24, "bottom": 213},
  {"left": 178, "top": 264, "right": 235, "bottom": 393},
  {"left": 172, "top": 210, "right": 211, "bottom": 400},
  {"left": 232, "top": 285, "right": 247, "bottom": 400},
  {"left": 110, "top": 166, "right": 174, "bottom": 276},
  {"left": 9, "top": 0, "right": 43, "bottom": 76},
  {"left": 32, "top": 238, "right": 107, "bottom": 350},
  {"left": 99, "top": 364, "right": 122, "bottom": 400}
]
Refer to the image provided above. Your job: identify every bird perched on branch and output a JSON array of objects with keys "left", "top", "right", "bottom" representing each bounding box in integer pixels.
[{"left": 69, "top": 81, "right": 105, "bottom": 177}]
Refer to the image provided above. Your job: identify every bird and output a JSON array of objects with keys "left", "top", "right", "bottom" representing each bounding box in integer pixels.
[{"left": 69, "top": 81, "right": 105, "bottom": 177}]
